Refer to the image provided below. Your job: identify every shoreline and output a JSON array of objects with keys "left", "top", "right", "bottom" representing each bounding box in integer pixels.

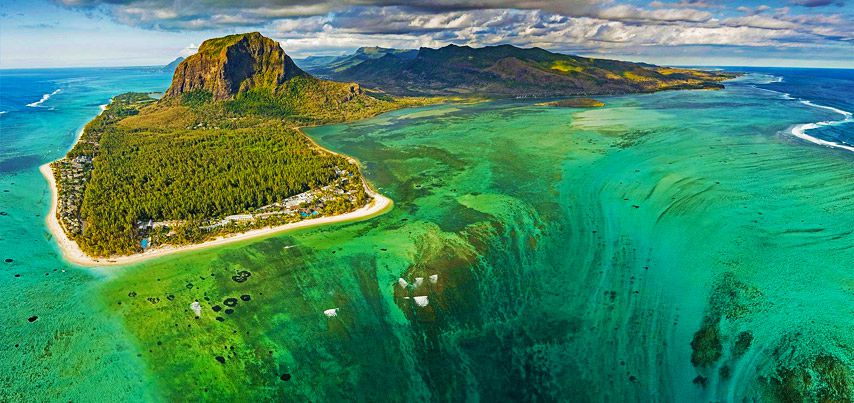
[{"left": 40, "top": 129, "right": 393, "bottom": 267}]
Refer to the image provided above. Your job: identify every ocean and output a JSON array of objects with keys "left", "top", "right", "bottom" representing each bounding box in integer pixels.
[
  {"left": 0, "top": 66, "right": 851, "bottom": 401},
  {"left": 0, "top": 67, "right": 173, "bottom": 401},
  {"left": 738, "top": 67, "right": 854, "bottom": 151}
]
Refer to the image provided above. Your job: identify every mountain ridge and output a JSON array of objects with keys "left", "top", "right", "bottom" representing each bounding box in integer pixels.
[
  {"left": 310, "top": 43, "right": 735, "bottom": 97},
  {"left": 160, "top": 56, "right": 184, "bottom": 73},
  {"left": 295, "top": 46, "right": 417, "bottom": 78}
]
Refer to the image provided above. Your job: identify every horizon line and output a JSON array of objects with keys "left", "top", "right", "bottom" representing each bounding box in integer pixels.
[{"left": 2, "top": 62, "right": 853, "bottom": 71}]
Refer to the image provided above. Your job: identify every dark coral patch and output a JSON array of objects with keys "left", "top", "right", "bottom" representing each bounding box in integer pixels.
[
  {"left": 690, "top": 320, "right": 721, "bottom": 367},
  {"left": 231, "top": 270, "right": 251, "bottom": 283},
  {"left": 733, "top": 331, "right": 753, "bottom": 358}
]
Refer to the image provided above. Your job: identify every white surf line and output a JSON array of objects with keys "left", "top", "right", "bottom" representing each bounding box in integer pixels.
[
  {"left": 800, "top": 99, "right": 852, "bottom": 119},
  {"left": 790, "top": 99, "right": 854, "bottom": 153},
  {"left": 27, "top": 88, "right": 61, "bottom": 107},
  {"left": 739, "top": 73, "right": 783, "bottom": 86},
  {"left": 751, "top": 77, "right": 854, "bottom": 153}
]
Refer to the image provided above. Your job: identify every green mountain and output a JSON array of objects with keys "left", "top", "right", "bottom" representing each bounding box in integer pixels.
[
  {"left": 297, "top": 47, "right": 418, "bottom": 78},
  {"left": 294, "top": 55, "right": 341, "bottom": 72},
  {"left": 329, "top": 44, "right": 736, "bottom": 97}
]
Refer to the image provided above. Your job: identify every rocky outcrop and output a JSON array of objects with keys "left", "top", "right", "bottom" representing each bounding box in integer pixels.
[{"left": 164, "top": 32, "right": 306, "bottom": 100}]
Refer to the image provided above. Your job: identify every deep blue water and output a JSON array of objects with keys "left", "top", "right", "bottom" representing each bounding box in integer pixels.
[{"left": 735, "top": 67, "right": 854, "bottom": 147}]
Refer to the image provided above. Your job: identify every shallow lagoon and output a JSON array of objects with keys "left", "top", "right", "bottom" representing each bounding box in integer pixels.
[{"left": 1, "top": 68, "right": 852, "bottom": 401}]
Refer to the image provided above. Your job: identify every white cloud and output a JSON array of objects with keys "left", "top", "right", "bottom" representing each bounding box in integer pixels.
[
  {"left": 723, "top": 15, "right": 798, "bottom": 29},
  {"left": 178, "top": 43, "right": 199, "bottom": 57},
  {"left": 598, "top": 5, "right": 712, "bottom": 22},
  {"left": 50, "top": 0, "right": 854, "bottom": 62}
]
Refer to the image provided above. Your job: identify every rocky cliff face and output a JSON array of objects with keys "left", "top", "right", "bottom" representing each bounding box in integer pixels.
[{"left": 164, "top": 32, "right": 306, "bottom": 100}]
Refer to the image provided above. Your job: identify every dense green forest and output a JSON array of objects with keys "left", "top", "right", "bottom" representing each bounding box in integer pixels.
[
  {"left": 52, "top": 93, "right": 156, "bottom": 237},
  {"left": 324, "top": 43, "right": 736, "bottom": 97},
  {"left": 67, "top": 92, "right": 154, "bottom": 159},
  {"left": 76, "top": 124, "right": 357, "bottom": 255}
]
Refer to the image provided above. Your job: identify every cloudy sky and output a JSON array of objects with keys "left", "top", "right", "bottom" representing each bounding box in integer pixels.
[{"left": 1, "top": 0, "right": 852, "bottom": 68}]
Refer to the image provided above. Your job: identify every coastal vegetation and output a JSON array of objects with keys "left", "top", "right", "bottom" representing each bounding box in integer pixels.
[{"left": 51, "top": 32, "right": 431, "bottom": 257}]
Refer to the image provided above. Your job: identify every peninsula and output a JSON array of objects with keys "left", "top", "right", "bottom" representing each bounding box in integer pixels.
[
  {"left": 45, "top": 32, "right": 426, "bottom": 265},
  {"left": 45, "top": 32, "right": 736, "bottom": 266}
]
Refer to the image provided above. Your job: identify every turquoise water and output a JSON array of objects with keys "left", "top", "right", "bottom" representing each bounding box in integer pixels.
[
  {"left": 1, "top": 67, "right": 852, "bottom": 401},
  {"left": 1, "top": 67, "right": 172, "bottom": 400}
]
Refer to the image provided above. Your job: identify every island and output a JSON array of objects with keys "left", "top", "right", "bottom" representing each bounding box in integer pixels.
[{"left": 43, "top": 32, "right": 431, "bottom": 265}]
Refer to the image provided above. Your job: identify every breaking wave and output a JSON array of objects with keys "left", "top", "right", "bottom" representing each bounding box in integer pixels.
[
  {"left": 789, "top": 100, "right": 854, "bottom": 153},
  {"left": 745, "top": 74, "right": 853, "bottom": 153},
  {"left": 26, "top": 89, "right": 61, "bottom": 108}
]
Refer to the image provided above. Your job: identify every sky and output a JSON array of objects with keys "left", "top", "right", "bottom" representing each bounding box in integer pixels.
[{"left": 0, "top": 0, "right": 852, "bottom": 69}]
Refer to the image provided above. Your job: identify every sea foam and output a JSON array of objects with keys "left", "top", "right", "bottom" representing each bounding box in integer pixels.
[
  {"left": 789, "top": 99, "right": 854, "bottom": 153},
  {"left": 742, "top": 73, "right": 783, "bottom": 85},
  {"left": 27, "top": 89, "right": 61, "bottom": 107},
  {"left": 754, "top": 77, "right": 854, "bottom": 153}
]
